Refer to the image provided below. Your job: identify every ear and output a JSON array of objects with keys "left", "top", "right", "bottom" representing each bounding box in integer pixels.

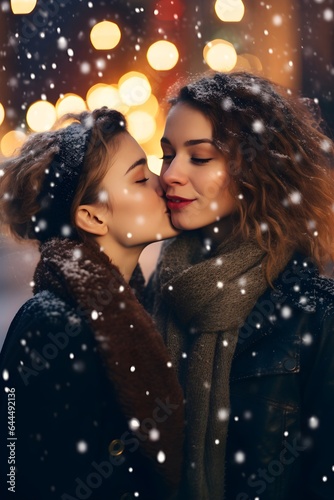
[{"left": 75, "top": 205, "right": 108, "bottom": 236}]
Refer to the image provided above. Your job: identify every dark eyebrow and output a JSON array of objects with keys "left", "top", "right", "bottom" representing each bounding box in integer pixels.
[
  {"left": 160, "top": 137, "right": 215, "bottom": 147},
  {"left": 125, "top": 158, "right": 147, "bottom": 175}
]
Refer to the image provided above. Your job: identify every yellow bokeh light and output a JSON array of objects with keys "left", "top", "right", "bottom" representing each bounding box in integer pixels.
[
  {"left": 56, "top": 94, "right": 87, "bottom": 118},
  {"left": 214, "top": 0, "right": 245, "bottom": 22},
  {"left": 234, "top": 55, "right": 252, "bottom": 71},
  {"left": 127, "top": 111, "right": 156, "bottom": 144},
  {"left": 1, "top": 130, "right": 26, "bottom": 157},
  {"left": 131, "top": 94, "right": 159, "bottom": 117},
  {"left": 90, "top": 21, "right": 121, "bottom": 50},
  {"left": 0, "top": 103, "right": 5, "bottom": 126},
  {"left": 26, "top": 101, "right": 57, "bottom": 132},
  {"left": 119, "top": 73, "right": 151, "bottom": 107},
  {"left": 241, "top": 53, "right": 263, "bottom": 71},
  {"left": 203, "top": 39, "right": 237, "bottom": 72},
  {"left": 86, "top": 84, "right": 128, "bottom": 113},
  {"left": 147, "top": 41, "right": 179, "bottom": 71},
  {"left": 11, "top": 0, "right": 37, "bottom": 14},
  {"left": 147, "top": 155, "right": 163, "bottom": 175}
]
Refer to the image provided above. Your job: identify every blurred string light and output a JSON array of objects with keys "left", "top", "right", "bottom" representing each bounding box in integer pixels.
[
  {"left": 90, "top": 21, "right": 121, "bottom": 50},
  {"left": 147, "top": 41, "right": 179, "bottom": 70},
  {"left": 127, "top": 111, "right": 156, "bottom": 144},
  {"left": 1, "top": 130, "right": 26, "bottom": 157},
  {"left": 86, "top": 84, "right": 127, "bottom": 113},
  {"left": 203, "top": 39, "right": 237, "bottom": 72},
  {"left": 147, "top": 155, "right": 163, "bottom": 175},
  {"left": 10, "top": 0, "right": 37, "bottom": 14},
  {"left": 214, "top": 0, "right": 245, "bottom": 22},
  {"left": 0, "top": 103, "right": 5, "bottom": 126},
  {"left": 26, "top": 101, "right": 57, "bottom": 132},
  {"left": 56, "top": 93, "right": 86, "bottom": 118},
  {"left": 118, "top": 72, "right": 151, "bottom": 106},
  {"left": 131, "top": 94, "right": 159, "bottom": 118},
  {"left": 234, "top": 53, "right": 263, "bottom": 72}
]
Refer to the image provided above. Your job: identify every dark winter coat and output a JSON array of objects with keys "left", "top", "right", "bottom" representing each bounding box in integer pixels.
[
  {"left": 147, "top": 251, "right": 334, "bottom": 499},
  {"left": 0, "top": 238, "right": 184, "bottom": 500},
  {"left": 224, "top": 253, "right": 334, "bottom": 499}
]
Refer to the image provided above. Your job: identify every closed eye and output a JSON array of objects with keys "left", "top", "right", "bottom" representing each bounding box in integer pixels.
[
  {"left": 135, "top": 177, "right": 149, "bottom": 184},
  {"left": 191, "top": 158, "right": 213, "bottom": 165}
]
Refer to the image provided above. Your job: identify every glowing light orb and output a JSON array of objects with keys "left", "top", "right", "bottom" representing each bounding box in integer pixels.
[
  {"left": 0, "top": 103, "right": 5, "bottom": 126},
  {"left": 147, "top": 155, "right": 163, "bottom": 175},
  {"left": 86, "top": 84, "right": 126, "bottom": 112},
  {"left": 90, "top": 21, "right": 121, "bottom": 50},
  {"left": 1, "top": 130, "right": 26, "bottom": 157},
  {"left": 126, "top": 111, "right": 156, "bottom": 144},
  {"left": 56, "top": 94, "right": 86, "bottom": 118},
  {"left": 214, "top": 0, "right": 245, "bottom": 22},
  {"left": 203, "top": 39, "right": 237, "bottom": 72},
  {"left": 131, "top": 94, "right": 159, "bottom": 117},
  {"left": 147, "top": 41, "right": 179, "bottom": 71},
  {"left": 241, "top": 53, "right": 263, "bottom": 71},
  {"left": 11, "top": 0, "right": 37, "bottom": 14},
  {"left": 26, "top": 101, "right": 57, "bottom": 132},
  {"left": 118, "top": 72, "right": 151, "bottom": 106}
]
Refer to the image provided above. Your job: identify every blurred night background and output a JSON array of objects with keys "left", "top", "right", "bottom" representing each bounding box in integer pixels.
[{"left": 0, "top": 0, "right": 333, "bottom": 345}]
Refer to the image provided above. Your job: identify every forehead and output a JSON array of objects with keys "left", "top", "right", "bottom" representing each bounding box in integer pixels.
[{"left": 164, "top": 103, "right": 213, "bottom": 138}]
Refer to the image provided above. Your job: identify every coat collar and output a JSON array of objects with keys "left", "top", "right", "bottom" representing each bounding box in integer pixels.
[{"left": 34, "top": 237, "right": 184, "bottom": 493}]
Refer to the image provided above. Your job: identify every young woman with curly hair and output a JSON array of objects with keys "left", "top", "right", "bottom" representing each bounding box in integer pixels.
[
  {"left": 146, "top": 72, "right": 334, "bottom": 500},
  {"left": 0, "top": 108, "right": 184, "bottom": 500}
]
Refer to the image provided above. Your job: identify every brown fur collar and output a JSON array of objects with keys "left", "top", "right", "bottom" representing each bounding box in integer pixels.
[{"left": 33, "top": 237, "right": 184, "bottom": 494}]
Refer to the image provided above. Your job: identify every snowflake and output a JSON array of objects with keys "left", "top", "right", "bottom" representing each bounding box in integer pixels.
[
  {"left": 76, "top": 440, "right": 88, "bottom": 453},
  {"left": 235, "top": 451, "right": 246, "bottom": 463},
  {"left": 157, "top": 450, "right": 166, "bottom": 463},
  {"left": 252, "top": 119, "right": 265, "bottom": 133}
]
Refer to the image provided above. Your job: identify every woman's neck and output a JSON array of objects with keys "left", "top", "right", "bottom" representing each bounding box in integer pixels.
[
  {"left": 95, "top": 235, "right": 144, "bottom": 283},
  {"left": 200, "top": 213, "right": 239, "bottom": 251}
]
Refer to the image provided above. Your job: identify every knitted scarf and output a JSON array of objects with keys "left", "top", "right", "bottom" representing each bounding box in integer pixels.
[
  {"left": 33, "top": 237, "right": 184, "bottom": 497},
  {"left": 148, "top": 231, "right": 291, "bottom": 500}
]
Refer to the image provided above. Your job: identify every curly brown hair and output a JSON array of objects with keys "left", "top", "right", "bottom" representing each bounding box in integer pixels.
[
  {"left": 168, "top": 71, "right": 334, "bottom": 280},
  {"left": 0, "top": 107, "right": 127, "bottom": 243}
]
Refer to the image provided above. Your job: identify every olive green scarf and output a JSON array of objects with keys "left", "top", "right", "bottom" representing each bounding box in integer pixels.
[{"left": 148, "top": 232, "right": 290, "bottom": 499}]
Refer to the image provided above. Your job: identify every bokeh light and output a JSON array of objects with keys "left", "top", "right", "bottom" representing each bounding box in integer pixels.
[
  {"left": 131, "top": 94, "right": 159, "bottom": 117},
  {"left": 1, "top": 130, "right": 26, "bottom": 157},
  {"left": 56, "top": 93, "right": 86, "bottom": 118},
  {"left": 26, "top": 101, "right": 57, "bottom": 132},
  {"left": 127, "top": 111, "right": 156, "bottom": 144},
  {"left": 214, "top": 0, "right": 245, "bottom": 22},
  {"left": 147, "top": 41, "right": 179, "bottom": 71},
  {"left": 90, "top": 21, "right": 121, "bottom": 50},
  {"left": 241, "top": 53, "right": 263, "bottom": 71},
  {"left": 86, "top": 84, "right": 127, "bottom": 113},
  {"left": 0, "top": 103, "right": 5, "bottom": 126},
  {"left": 147, "top": 155, "right": 163, "bottom": 175},
  {"left": 119, "top": 72, "right": 151, "bottom": 106},
  {"left": 203, "top": 39, "right": 237, "bottom": 72},
  {"left": 11, "top": 0, "right": 37, "bottom": 14}
]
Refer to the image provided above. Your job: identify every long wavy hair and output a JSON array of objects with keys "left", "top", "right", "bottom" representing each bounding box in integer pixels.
[
  {"left": 0, "top": 107, "right": 126, "bottom": 243},
  {"left": 168, "top": 71, "right": 334, "bottom": 280}
]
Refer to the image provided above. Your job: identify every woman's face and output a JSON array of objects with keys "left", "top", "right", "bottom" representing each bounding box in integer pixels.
[
  {"left": 160, "top": 103, "right": 237, "bottom": 231},
  {"left": 101, "top": 131, "right": 178, "bottom": 247}
]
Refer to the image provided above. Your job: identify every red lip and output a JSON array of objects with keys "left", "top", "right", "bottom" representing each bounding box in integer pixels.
[{"left": 166, "top": 195, "right": 196, "bottom": 210}]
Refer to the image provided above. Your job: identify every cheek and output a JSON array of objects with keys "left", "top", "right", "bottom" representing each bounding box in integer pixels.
[{"left": 202, "top": 171, "right": 229, "bottom": 199}]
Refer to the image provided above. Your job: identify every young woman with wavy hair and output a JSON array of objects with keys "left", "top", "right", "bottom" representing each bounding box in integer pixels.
[
  {"left": 0, "top": 107, "right": 184, "bottom": 500},
  {"left": 146, "top": 72, "right": 334, "bottom": 499}
]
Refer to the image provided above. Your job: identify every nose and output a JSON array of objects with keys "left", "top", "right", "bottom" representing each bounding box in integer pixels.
[{"left": 161, "top": 157, "right": 187, "bottom": 187}]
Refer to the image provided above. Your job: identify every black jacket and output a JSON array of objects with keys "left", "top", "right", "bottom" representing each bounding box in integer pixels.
[
  {"left": 225, "top": 254, "right": 334, "bottom": 499},
  {"left": 0, "top": 238, "right": 184, "bottom": 500}
]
